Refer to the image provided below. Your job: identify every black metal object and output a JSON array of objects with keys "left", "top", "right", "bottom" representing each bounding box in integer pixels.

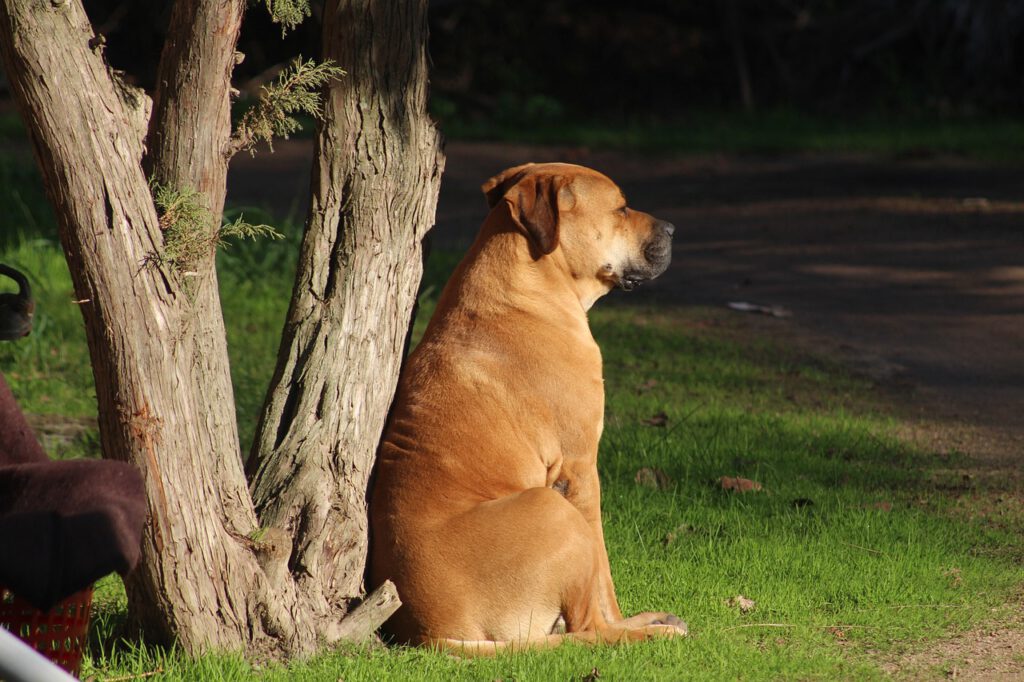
[{"left": 0, "top": 265, "right": 33, "bottom": 341}]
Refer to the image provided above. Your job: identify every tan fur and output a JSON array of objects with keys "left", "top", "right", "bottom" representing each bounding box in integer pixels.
[{"left": 369, "top": 163, "right": 683, "bottom": 653}]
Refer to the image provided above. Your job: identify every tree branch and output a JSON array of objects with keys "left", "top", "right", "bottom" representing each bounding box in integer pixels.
[
  {"left": 331, "top": 581, "right": 401, "bottom": 642},
  {"left": 227, "top": 57, "right": 345, "bottom": 158},
  {"left": 145, "top": 0, "right": 246, "bottom": 213}
]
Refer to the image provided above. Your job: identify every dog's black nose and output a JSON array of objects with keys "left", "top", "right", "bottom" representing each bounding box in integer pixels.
[{"left": 656, "top": 220, "right": 675, "bottom": 237}]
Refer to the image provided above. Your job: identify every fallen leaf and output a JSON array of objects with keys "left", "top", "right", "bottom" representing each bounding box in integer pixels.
[
  {"left": 827, "top": 626, "right": 846, "bottom": 640},
  {"left": 725, "top": 595, "right": 756, "bottom": 613},
  {"left": 870, "top": 501, "right": 893, "bottom": 512},
  {"left": 635, "top": 467, "right": 673, "bottom": 490},
  {"left": 942, "top": 567, "right": 963, "bottom": 588},
  {"left": 662, "top": 523, "right": 694, "bottom": 546},
  {"left": 642, "top": 411, "right": 668, "bottom": 427},
  {"left": 581, "top": 668, "right": 601, "bottom": 682},
  {"left": 720, "top": 476, "right": 763, "bottom": 493},
  {"left": 636, "top": 379, "right": 659, "bottom": 393}
]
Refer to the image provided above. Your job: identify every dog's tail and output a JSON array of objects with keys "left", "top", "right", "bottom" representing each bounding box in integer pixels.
[
  {"left": 426, "top": 624, "right": 681, "bottom": 658},
  {"left": 426, "top": 632, "right": 579, "bottom": 657}
]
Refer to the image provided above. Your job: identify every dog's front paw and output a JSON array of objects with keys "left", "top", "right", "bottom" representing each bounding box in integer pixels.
[{"left": 652, "top": 614, "right": 688, "bottom": 636}]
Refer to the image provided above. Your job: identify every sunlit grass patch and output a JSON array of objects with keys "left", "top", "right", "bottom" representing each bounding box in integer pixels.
[
  {"left": 0, "top": 150, "right": 1019, "bottom": 678},
  {"left": 0, "top": 235, "right": 95, "bottom": 422},
  {"left": 73, "top": 284, "right": 1021, "bottom": 680}
]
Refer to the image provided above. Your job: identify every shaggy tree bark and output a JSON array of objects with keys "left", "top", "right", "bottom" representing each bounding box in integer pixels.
[
  {"left": 0, "top": 0, "right": 440, "bottom": 657},
  {"left": 247, "top": 0, "right": 444, "bottom": 612}
]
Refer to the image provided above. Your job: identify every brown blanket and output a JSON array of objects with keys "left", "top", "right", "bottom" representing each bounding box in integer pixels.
[{"left": 0, "top": 375, "right": 146, "bottom": 610}]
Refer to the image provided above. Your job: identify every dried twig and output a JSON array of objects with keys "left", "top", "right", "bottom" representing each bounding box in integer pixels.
[
  {"left": 721, "top": 623, "right": 796, "bottom": 632},
  {"left": 720, "top": 623, "right": 881, "bottom": 633},
  {"left": 840, "top": 541, "right": 885, "bottom": 555},
  {"left": 849, "top": 603, "right": 971, "bottom": 611},
  {"left": 102, "top": 668, "right": 164, "bottom": 682}
]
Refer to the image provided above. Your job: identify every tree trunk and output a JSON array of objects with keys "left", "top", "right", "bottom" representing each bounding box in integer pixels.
[
  {"left": 0, "top": 0, "right": 440, "bottom": 657},
  {"left": 723, "top": 0, "right": 755, "bottom": 113},
  {"left": 248, "top": 0, "right": 444, "bottom": 612},
  {"left": 122, "top": 0, "right": 267, "bottom": 648},
  {"left": 0, "top": 0, "right": 295, "bottom": 654}
]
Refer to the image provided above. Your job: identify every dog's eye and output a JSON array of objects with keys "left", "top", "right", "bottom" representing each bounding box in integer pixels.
[{"left": 617, "top": 206, "right": 628, "bottom": 216}]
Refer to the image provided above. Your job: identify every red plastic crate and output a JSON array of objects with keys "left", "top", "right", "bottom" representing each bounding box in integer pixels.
[{"left": 0, "top": 584, "right": 93, "bottom": 676}]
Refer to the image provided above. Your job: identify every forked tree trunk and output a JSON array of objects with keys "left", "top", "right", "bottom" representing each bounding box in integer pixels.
[
  {"left": 247, "top": 0, "right": 444, "bottom": 611},
  {"left": 0, "top": 0, "right": 441, "bottom": 657},
  {"left": 124, "top": 0, "right": 261, "bottom": 645},
  {"left": 0, "top": 0, "right": 288, "bottom": 653}
]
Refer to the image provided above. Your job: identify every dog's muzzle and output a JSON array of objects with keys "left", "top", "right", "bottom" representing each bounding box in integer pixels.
[{"left": 618, "top": 220, "right": 674, "bottom": 290}]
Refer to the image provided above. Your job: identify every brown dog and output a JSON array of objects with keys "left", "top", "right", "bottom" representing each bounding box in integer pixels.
[{"left": 369, "top": 162, "right": 684, "bottom": 654}]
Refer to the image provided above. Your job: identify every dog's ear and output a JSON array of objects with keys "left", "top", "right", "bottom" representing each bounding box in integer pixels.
[
  {"left": 481, "top": 163, "right": 535, "bottom": 208},
  {"left": 483, "top": 166, "right": 574, "bottom": 256},
  {"left": 506, "top": 175, "right": 563, "bottom": 255}
]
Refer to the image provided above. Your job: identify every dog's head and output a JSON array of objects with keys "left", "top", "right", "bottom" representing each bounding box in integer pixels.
[{"left": 482, "top": 162, "right": 674, "bottom": 306}]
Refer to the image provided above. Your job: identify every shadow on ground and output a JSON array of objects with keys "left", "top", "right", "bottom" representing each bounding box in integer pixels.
[{"left": 229, "top": 141, "right": 1024, "bottom": 469}]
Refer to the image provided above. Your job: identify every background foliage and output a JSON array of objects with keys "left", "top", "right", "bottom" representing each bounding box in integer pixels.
[{"left": 5, "top": 1, "right": 1021, "bottom": 130}]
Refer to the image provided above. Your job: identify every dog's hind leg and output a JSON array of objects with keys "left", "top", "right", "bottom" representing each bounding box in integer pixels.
[
  {"left": 427, "top": 486, "right": 599, "bottom": 643},
  {"left": 418, "top": 486, "right": 685, "bottom": 654}
]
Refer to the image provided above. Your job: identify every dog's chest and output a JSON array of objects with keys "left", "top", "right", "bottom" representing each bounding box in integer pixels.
[{"left": 548, "top": 369, "right": 604, "bottom": 458}]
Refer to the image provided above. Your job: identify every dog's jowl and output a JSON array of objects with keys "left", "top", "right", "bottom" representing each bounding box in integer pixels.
[{"left": 369, "top": 163, "right": 685, "bottom": 654}]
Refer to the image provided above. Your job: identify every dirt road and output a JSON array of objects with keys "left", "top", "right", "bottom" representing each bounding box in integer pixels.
[{"left": 230, "top": 141, "right": 1024, "bottom": 470}]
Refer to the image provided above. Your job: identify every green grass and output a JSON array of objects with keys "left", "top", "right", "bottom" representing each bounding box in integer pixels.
[
  {"left": 0, "top": 226, "right": 302, "bottom": 459},
  {"left": 6, "top": 105, "right": 1024, "bottom": 161},
  {"left": 437, "top": 107, "right": 1024, "bottom": 161},
  {"left": 1, "top": 143, "right": 1021, "bottom": 680},
  {"left": 69, "top": 300, "right": 1022, "bottom": 680}
]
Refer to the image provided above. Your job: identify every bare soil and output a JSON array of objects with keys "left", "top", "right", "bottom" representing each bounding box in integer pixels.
[
  {"left": 228, "top": 140, "right": 1024, "bottom": 677},
  {"left": 883, "top": 622, "right": 1024, "bottom": 681}
]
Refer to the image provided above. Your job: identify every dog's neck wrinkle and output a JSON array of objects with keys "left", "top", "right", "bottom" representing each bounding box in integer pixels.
[{"left": 445, "top": 229, "right": 589, "bottom": 324}]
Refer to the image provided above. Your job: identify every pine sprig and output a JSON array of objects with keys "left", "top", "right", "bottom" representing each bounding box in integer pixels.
[
  {"left": 147, "top": 181, "right": 283, "bottom": 274},
  {"left": 219, "top": 217, "right": 284, "bottom": 247},
  {"left": 150, "top": 182, "right": 213, "bottom": 273},
  {"left": 261, "top": 0, "right": 311, "bottom": 35},
  {"left": 231, "top": 58, "right": 345, "bottom": 156}
]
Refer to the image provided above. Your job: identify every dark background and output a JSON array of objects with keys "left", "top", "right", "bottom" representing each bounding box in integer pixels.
[{"left": 30, "top": 0, "right": 1024, "bottom": 130}]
